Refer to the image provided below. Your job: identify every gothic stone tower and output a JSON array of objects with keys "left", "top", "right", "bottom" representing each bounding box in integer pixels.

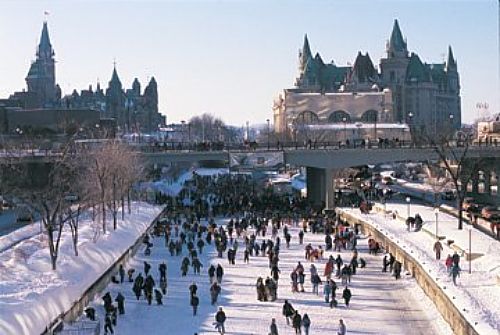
[
  {"left": 25, "top": 22, "right": 59, "bottom": 108},
  {"left": 379, "top": 19, "right": 410, "bottom": 123}
]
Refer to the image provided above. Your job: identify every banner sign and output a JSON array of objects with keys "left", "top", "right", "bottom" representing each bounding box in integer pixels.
[{"left": 229, "top": 152, "right": 284, "bottom": 169}]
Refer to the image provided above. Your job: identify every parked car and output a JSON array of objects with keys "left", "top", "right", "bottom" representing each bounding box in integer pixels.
[{"left": 382, "top": 176, "right": 394, "bottom": 185}]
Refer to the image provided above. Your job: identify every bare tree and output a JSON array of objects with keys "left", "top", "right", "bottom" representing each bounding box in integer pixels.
[{"left": 423, "top": 161, "right": 452, "bottom": 207}]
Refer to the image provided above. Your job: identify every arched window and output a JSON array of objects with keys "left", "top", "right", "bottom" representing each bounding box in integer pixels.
[
  {"left": 294, "top": 111, "right": 319, "bottom": 125},
  {"left": 361, "top": 110, "right": 378, "bottom": 122},
  {"left": 328, "top": 110, "right": 351, "bottom": 123}
]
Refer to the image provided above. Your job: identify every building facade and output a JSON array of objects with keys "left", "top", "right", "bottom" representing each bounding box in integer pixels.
[
  {"left": 274, "top": 19, "right": 461, "bottom": 139},
  {"left": 4, "top": 22, "right": 165, "bottom": 134}
]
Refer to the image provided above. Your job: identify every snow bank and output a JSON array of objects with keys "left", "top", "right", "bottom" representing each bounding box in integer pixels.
[
  {"left": 0, "top": 202, "right": 162, "bottom": 335},
  {"left": 339, "top": 206, "right": 500, "bottom": 334}
]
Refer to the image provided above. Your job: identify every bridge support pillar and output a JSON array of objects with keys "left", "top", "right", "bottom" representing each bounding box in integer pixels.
[
  {"left": 472, "top": 173, "right": 479, "bottom": 194},
  {"left": 306, "top": 167, "right": 335, "bottom": 210}
]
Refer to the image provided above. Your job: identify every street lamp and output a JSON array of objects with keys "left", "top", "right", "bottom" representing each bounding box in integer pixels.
[
  {"left": 342, "top": 117, "right": 347, "bottom": 144},
  {"left": 406, "top": 196, "right": 411, "bottom": 218},
  {"left": 382, "top": 188, "right": 388, "bottom": 217},
  {"left": 449, "top": 114, "right": 455, "bottom": 144},
  {"left": 180, "top": 120, "right": 186, "bottom": 146},
  {"left": 408, "top": 112, "right": 413, "bottom": 146},
  {"left": 266, "top": 118, "right": 270, "bottom": 150},
  {"left": 434, "top": 207, "right": 439, "bottom": 238}
]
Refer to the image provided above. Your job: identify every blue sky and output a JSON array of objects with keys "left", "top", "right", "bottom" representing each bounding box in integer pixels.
[{"left": 0, "top": 0, "right": 498, "bottom": 126}]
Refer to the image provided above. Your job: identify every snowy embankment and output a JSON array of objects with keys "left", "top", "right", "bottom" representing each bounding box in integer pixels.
[
  {"left": 0, "top": 222, "right": 42, "bottom": 253},
  {"left": 0, "top": 202, "right": 162, "bottom": 335},
  {"left": 339, "top": 206, "right": 500, "bottom": 334}
]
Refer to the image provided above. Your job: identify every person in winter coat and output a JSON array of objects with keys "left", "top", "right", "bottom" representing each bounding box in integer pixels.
[
  {"left": 144, "top": 275, "right": 155, "bottom": 305},
  {"left": 192, "top": 257, "right": 203, "bottom": 274},
  {"left": 133, "top": 274, "right": 143, "bottom": 300},
  {"left": 84, "top": 307, "right": 96, "bottom": 321},
  {"left": 382, "top": 255, "right": 388, "bottom": 272},
  {"left": 208, "top": 264, "right": 216, "bottom": 283},
  {"left": 450, "top": 264, "right": 461, "bottom": 285},
  {"left": 311, "top": 273, "right": 322, "bottom": 295},
  {"left": 292, "top": 311, "right": 302, "bottom": 334},
  {"left": 118, "top": 265, "right": 125, "bottom": 283},
  {"left": 445, "top": 254, "right": 453, "bottom": 273},
  {"left": 393, "top": 261, "right": 402, "bottom": 280},
  {"left": 323, "top": 280, "right": 332, "bottom": 303},
  {"left": 269, "top": 318, "right": 279, "bottom": 335},
  {"left": 342, "top": 286, "right": 352, "bottom": 307},
  {"left": 282, "top": 300, "right": 295, "bottom": 325},
  {"left": 115, "top": 293, "right": 125, "bottom": 315},
  {"left": 210, "top": 282, "right": 221, "bottom": 305},
  {"left": 298, "top": 230, "right": 304, "bottom": 244},
  {"left": 271, "top": 265, "right": 281, "bottom": 282},
  {"left": 215, "top": 307, "right": 226, "bottom": 334},
  {"left": 433, "top": 240, "right": 443, "bottom": 260},
  {"left": 181, "top": 257, "right": 190, "bottom": 276},
  {"left": 302, "top": 313, "right": 311, "bottom": 335},
  {"left": 104, "top": 312, "right": 114, "bottom": 334},
  {"left": 189, "top": 282, "right": 198, "bottom": 298},
  {"left": 337, "top": 319, "right": 346, "bottom": 335},
  {"left": 102, "top": 292, "right": 113, "bottom": 312},
  {"left": 160, "top": 278, "right": 167, "bottom": 295},
  {"left": 290, "top": 270, "right": 299, "bottom": 293},
  {"left": 127, "top": 268, "right": 135, "bottom": 282},
  {"left": 159, "top": 262, "right": 167, "bottom": 282},
  {"left": 197, "top": 238, "right": 205, "bottom": 254},
  {"left": 190, "top": 294, "right": 199, "bottom": 316},
  {"left": 452, "top": 251, "right": 460, "bottom": 267},
  {"left": 216, "top": 264, "right": 224, "bottom": 283}
]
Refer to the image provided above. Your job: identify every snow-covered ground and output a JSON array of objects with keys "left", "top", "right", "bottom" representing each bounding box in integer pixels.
[
  {"left": 82, "top": 220, "right": 452, "bottom": 335},
  {"left": 340, "top": 204, "right": 500, "bottom": 334},
  {"left": 0, "top": 202, "right": 162, "bottom": 335}
]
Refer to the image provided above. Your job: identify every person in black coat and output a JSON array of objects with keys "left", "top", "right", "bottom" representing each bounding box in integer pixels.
[
  {"left": 118, "top": 265, "right": 125, "bottom": 283},
  {"left": 342, "top": 286, "right": 352, "bottom": 307},
  {"left": 155, "top": 289, "right": 163, "bottom": 305},
  {"left": 115, "top": 293, "right": 125, "bottom": 315},
  {"left": 159, "top": 262, "right": 167, "bottom": 282},
  {"left": 216, "top": 264, "right": 224, "bottom": 283},
  {"left": 282, "top": 300, "right": 295, "bottom": 325},
  {"left": 292, "top": 311, "right": 302, "bottom": 335},
  {"left": 144, "top": 261, "right": 151, "bottom": 276},
  {"left": 190, "top": 294, "right": 199, "bottom": 316},
  {"left": 215, "top": 307, "right": 226, "bottom": 334}
]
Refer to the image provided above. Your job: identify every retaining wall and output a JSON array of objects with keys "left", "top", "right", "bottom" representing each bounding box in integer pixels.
[
  {"left": 43, "top": 207, "right": 166, "bottom": 335},
  {"left": 337, "top": 209, "right": 480, "bottom": 335}
]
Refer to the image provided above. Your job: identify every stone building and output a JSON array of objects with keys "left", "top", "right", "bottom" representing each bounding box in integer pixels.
[
  {"left": 4, "top": 21, "right": 165, "bottom": 134},
  {"left": 274, "top": 19, "right": 461, "bottom": 139}
]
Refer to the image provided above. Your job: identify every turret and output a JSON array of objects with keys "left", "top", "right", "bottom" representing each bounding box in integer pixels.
[{"left": 299, "top": 34, "right": 312, "bottom": 72}]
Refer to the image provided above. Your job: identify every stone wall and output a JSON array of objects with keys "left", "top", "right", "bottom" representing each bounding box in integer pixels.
[{"left": 337, "top": 209, "right": 480, "bottom": 335}]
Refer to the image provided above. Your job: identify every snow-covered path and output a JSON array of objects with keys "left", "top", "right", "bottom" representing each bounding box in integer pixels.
[{"left": 86, "top": 221, "right": 452, "bottom": 335}]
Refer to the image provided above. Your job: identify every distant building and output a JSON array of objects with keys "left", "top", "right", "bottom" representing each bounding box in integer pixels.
[
  {"left": 274, "top": 19, "right": 461, "bottom": 139},
  {"left": 4, "top": 21, "right": 165, "bottom": 134}
]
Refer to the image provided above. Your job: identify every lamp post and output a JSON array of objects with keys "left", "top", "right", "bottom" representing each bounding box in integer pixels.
[
  {"left": 180, "top": 120, "right": 185, "bottom": 147},
  {"left": 266, "top": 118, "right": 270, "bottom": 150},
  {"left": 449, "top": 114, "right": 454, "bottom": 145},
  {"left": 342, "top": 117, "right": 347, "bottom": 143},
  {"left": 383, "top": 188, "right": 388, "bottom": 217},
  {"left": 406, "top": 196, "right": 411, "bottom": 218},
  {"left": 434, "top": 207, "right": 439, "bottom": 238},
  {"left": 373, "top": 111, "right": 378, "bottom": 143},
  {"left": 407, "top": 112, "right": 413, "bottom": 146},
  {"left": 468, "top": 226, "right": 472, "bottom": 274}
]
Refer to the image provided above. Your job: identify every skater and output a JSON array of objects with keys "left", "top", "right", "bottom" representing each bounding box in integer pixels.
[
  {"left": 452, "top": 251, "right": 460, "bottom": 267},
  {"left": 216, "top": 264, "right": 224, "bottom": 284},
  {"left": 382, "top": 255, "right": 388, "bottom": 272},
  {"left": 393, "top": 261, "right": 402, "bottom": 280},
  {"left": 160, "top": 278, "right": 167, "bottom": 295},
  {"left": 215, "top": 307, "right": 226, "bottom": 334},
  {"left": 208, "top": 264, "right": 216, "bottom": 283},
  {"left": 298, "top": 230, "right": 304, "bottom": 244},
  {"left": 302, "top": 313, "right": 311, "bottom": 335},
  {"left": 292, "top": 310, "right": 302, "bottom": 335},
  {"left": 445, "top": 254, "right": 453, "bottom": 273},
  {"left": 342, "top": 286, "right": 352, "bottom": 307},
  {"left": 104, "top": 312, "right": 114, "bottom": 334},
  {"left": 210, "top": 282, "right": 221, "bottom": 305},
  {"left": 282, "top": 300, "right": 295, "bottom": 325},
  {"left": 118, "top": 264, "right": 125, "bottom": 283},
  {"left": 115, "top": 292, "right": 125, "bottom": 315},
  {"left": 189, "top": 282, "right": 198, "bottom": 298},
  {"left": 190, "top": 294, "right": 199, "bottom": 316},
  {"left": 159, "top": 262, "right": 167, "bottom": 281},
  {"left": 433, "top": 239, "right": 443, "bottom": 260},
  {"left": 450, "top": 264, "right": 461, "bottom": 285},
  {"left": 269, "top": 318, "right": 279, "bottom": 335},
  {"left": 337, "top": 319, "right": 346, "bottom": 335}
]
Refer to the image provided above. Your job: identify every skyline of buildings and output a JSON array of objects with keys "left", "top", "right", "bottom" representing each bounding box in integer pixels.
[{"left": 0, "top": 1, "right": 497, "bottom": 126}]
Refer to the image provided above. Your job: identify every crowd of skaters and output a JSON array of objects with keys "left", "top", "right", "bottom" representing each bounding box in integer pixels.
[{"left": 82, "top": 172, "right": 406, "bottom": 334}]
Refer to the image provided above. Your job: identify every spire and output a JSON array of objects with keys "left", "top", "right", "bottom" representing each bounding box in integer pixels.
[
  {"left": 38, "top": 21, "right": 54, "bottom": 59},
  {"left": 387, "top": 19, "right": 407, "bottom": 58},
  {"left": 446, "top": 45, "right": 457, "bottom": 70},
  {"left": 299, "top": 34, "right": 313, "bottom": 72},
  {"left": 109, "top": 64, "right": 122, "bottom": 88}
]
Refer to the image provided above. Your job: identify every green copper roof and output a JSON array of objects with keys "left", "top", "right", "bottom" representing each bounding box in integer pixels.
[
  {"left": 406, "top": 53, "right": 431, "bottom": 82},
  {"left": 389, "top": 19, "right": 407, "bottom": 52}
]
